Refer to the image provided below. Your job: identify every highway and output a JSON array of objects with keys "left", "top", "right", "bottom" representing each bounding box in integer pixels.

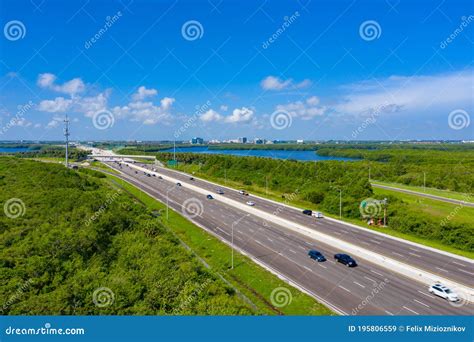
[
  {"left": 371, "top": 183, "right": 474, "bottom": 208},
  {"left": 101, "top": 159, "right": 474, "bottom": 315}
]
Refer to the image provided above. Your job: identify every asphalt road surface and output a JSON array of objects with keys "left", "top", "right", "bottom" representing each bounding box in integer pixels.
[{"left": 103, "top": 161, "right": 474, "bottom": 316}]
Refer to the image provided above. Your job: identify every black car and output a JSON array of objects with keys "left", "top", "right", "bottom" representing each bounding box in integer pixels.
[
  {"left": 206, "top": 194, "right": 213, "bottom": 200},
  {"left": 176, "top": 182, "right": 182, "bottom": 186},
  {"left": 334, "top": 253, "right": 357, "bottom": 267},
  {"left": 308, "top": 250, "right": 326, "bottom": 262},
  {"left": 302, "top": 209, "right": 312, "bottom": 216},
  {"left": 190, "top": 177, "right": 194, "bottom": 181},
  {"left": 216, "top": 189, "right": 224, "bottom": 194}
]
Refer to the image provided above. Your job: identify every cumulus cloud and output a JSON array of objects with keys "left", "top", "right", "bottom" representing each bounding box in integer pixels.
[
  {"left": 260, "top": 75, "right": 312, "bottom": 91},
  {"left": 37, "top": 73, "right": 85, "bottom": 96},
  {"left": 38, "top": 97, "right": 73, "bottom": 113},
  {"left": 112, "top": 96, "right": 175, "bottom": 125},
  {"left": 200, "top": 109, "right": 223, "bottom": 122},
  {"left": 275, "top": 96, "right": 326, "bottom": 120},
  {"left": 224, "top": 107, "right": 255, "bottom": 123},
  {"left": 199, "top": 107, "right": 256, "bottom": 124},
  {"left": 132, "top": 86, "right": 158, "bottom": 101}
]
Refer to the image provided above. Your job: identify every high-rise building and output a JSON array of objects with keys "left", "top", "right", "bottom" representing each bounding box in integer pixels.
[
  {"left": 191, "top": 137, "right": 204, "bottom": 144},
  {"left": 238, "top": 137, "right": 247, "bottom": 143}
]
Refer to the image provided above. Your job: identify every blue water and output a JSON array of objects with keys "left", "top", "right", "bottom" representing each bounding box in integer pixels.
[
  {"left": 0, "top": 147, "right": 30, "bottom": 153},
  {"left": 161, "top": 146, "right": 355, "bottom": 162}
]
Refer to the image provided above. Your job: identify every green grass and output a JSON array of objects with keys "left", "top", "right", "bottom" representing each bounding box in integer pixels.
[
  {"left": 371, "top": 180, "right": 472, "bottom": 202},
  {"left": 102, "top": 173, "right": 335, "bottom": 316},
  {"left": 373, "top": 187, "right": 474, "bottom": 227},
  {"left": 88, "top": 161, "right": 120, "bottom": 174},
  {"left": 169, "top": 164, "right": 474, "bottom": 259}
]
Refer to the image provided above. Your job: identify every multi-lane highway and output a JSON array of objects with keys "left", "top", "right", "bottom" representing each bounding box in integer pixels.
[{"left": 99, "top": 158, "right": 473, "bottom": 316}]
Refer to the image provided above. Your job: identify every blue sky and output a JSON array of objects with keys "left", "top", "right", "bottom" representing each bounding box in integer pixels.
[{"left": 0, "top": 0, "right": 472, "bottom": 141}]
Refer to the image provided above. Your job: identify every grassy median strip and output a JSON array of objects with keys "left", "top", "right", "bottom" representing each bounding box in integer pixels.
[
  {"left": 167, "top": 164, "right": 474, "bottom": 259},
  {"left": 371, "top": 180, "right": 472, "bottom": 202},
  {"left": 103, "top": 173, "right": 335, "bottom": 316}
]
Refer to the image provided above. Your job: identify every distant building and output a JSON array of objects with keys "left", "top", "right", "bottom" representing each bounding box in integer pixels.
[
  {"left": 191, "top": 137, "right": 204, "bottom": 144},
  {"left": 238, "top": 137, "right": 247, "bottom": 143},
  {"left": 254, "top": 138, "right": 264, "bottom": 144},
  {"left": 296, "top": 139, "right": 304, "bottom": 144}
]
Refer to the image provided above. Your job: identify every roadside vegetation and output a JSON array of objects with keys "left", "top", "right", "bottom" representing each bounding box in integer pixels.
[
  {"left": 155, "top": 152, "right": 473, "bottom": 256},
  {"left": 0, "top": 157, "right": 255, "bottom": 315}
]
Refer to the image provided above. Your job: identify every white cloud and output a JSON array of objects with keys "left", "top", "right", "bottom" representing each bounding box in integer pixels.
[
  {"left": 14, "top": 118, "right": 31, "bottom": 127},
  {"left": 224, "top": 107, "right": 255, "bottom": 123},
  {"left": 334, "top": 70, "right": 473, "bottom": 116},
  {"left": 261, "top": 76, "right": 292, "bottom": 90},
  {"left": 260, "top": 76, "right": 312, "bottom": 91},
  {"left": 200, "top": 109, "right": 223, "bottom": 122},
  {"left": 220, "top": 105, "right": 228, "bottom": 111},
  {"left": 132, "top": 86, "right": 158, "bottom": 101},
  {"left": 276, "top": 96, "right": 326, "bottom": 120},
  {"left": 37, "top": 73, "right": 85, "bottom": 96},
  {"left": 46, "top": 117, "right": 62, "bottom": 129},
  {"left": 38, "top": 97, "right": 73, "bottom": 113},
  {"left": 112, "top": 96, "right": 175, "bottom": 125},
  {"left": 76, "top": 91, "right": 110, "bottom": 117}
]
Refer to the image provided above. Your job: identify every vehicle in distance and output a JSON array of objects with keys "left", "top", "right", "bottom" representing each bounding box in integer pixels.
[
  {"left": 146, "top": 173, "right": 151, "bottom": 177},
  {"left": 429, "top": 283, "right": 459, "bottom": 302},
  {"left": 158, "top": 176, "right": 163, "bottom": 179},
  {"left": 246, "top": 201, "right": 255, "bottom": 206},
  {"left": 312, "top": 211, "right": 323, "bottom": 218},
  {"left": 216, "top": 189, "right": 224, "bottom": 194},
  {"left": 176, "top": 182, "right": 182, "bottom": 187},
  {"left": 206, "top": 194, "right": 213, "bottom": 200},
  {"left": 334, "top": 253, "right": 357, "bottom": 267},
  {"left": 302, "top": 209, "right": 312, "bottom": 216},
  {"left": 308, "top": 249, "right": 326, "bottom": 262},
  {"left": 190, "top": 177, "right": 194, "bottom": 180},
  {"left": 239, "top": 190, "right": 249, "bottom": 196}
]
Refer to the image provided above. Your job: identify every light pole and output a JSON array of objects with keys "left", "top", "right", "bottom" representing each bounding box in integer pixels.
[
  {"left": 339, "top": 189, "right": 342, "bottom": 219},
  {"left": 166, "top": 186, "right": 174, "bottom": 220},
  {"left": 231, "top": 214, "right": 249, "bottom": 270}
]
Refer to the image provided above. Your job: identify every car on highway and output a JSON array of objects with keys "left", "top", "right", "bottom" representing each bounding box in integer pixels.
[
  {"left": 216, "top": 189, "right": 224, "bottom": 194},
  {"left": 246, "top": 201, "right": 255, "bottom": 206},
  {"left": 308, "top": 249, "right": 326, "bottom": 262},
  {"left": 135, "top": 171, "right": 138, "bottom": 174},
  {"left": 302, "top": 209, "right": 312, "bottom": 216},
  {"left": 312, "top": 211, "right": 324, "bottom": 218},
  {"left": 146, "top": 173, "right": 151, "bottom": 177},
  {"left": 176, "top": 182, "right": 182, "bottom": 187},
  {"left": 189, "top": 177, "right": 194, "bottom": 181},
  {"left": 158, "top": 176, "right": 163, "bottom": 179},
  {"left": 152, "top": 174, "right": 156, "bottom": 177},
  {"left": 334, "top": 253, "right": 357, "bottom": 267},
  {"left": 428, "top": 283, "right": 459, "bottom": 302},
  {"left": 239, "top": 190, "right": 249, "bottom": 196},
  {"left": 206, "top": 194, "right": 213, "bottom": 200}
]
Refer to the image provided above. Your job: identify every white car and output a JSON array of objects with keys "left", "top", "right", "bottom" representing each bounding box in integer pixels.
[
  {"left": 428, "top": 283, "right": 459, "bottom": 302},
  {"left": 312, "top": 211, "right": 324, "bottom": 218},
  {"left": 246, "top": 201, "right": 255, "bottom": 206}
]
